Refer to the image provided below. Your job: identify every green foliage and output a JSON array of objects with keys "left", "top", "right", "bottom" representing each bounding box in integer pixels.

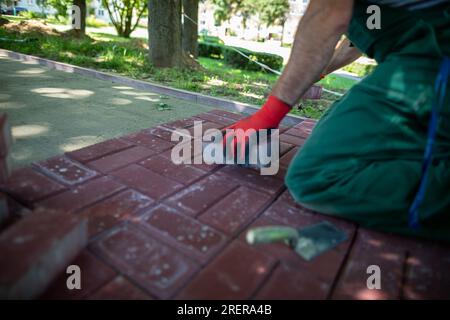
[
  {"left": 101, "top": 0, "right": 147, "bottom": 38},
  {"left": 18, "top": 11, "right": 47, "bottom": 19},
  {"left": 0, "top": 26, "right": 356, "bottom": 119},
  {"left": 342, "top": 61, "right": 377, "bottom": 77},
  {"left": 39, "top": 0, "right": 71, "bottom": 18},
  {"left": 257, "top": 0, "right": 289, "bottom": 27},
  {"left": 86, "top": 15, "right": 109, "bottom": 28},
  {"left": 198, "top": 34, "right": 283, "bottom": 72},
  {"left": 198, "top": 34, "right": 224, "bottom": 44},
  {"left": 198, "top": 41, "right": 224, "bottom": 59},
  {"left": 223, "top": 46, "right": 283, "bottom": 72},
  {"left": 211, "top": 0, "right": 289, "bottom": 29}
]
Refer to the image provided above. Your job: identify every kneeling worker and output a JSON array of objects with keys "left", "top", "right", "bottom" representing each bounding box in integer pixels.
[{"left": 227, "top": 0, "right": 450, "bottom": 242}]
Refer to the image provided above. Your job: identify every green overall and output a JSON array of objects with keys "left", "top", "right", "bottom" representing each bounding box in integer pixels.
[{"left": 285, "top": 2, "right": 450, "bottom": 242}]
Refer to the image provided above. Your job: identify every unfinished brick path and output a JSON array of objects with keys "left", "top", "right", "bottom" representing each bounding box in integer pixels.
[{"left": 2, "top": 109, "right": 450, "bottom": 300}]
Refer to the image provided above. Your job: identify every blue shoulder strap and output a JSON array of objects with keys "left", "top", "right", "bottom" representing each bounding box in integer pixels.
[{"left": 408, "top": 56, "right": 450, "bottom": 230}]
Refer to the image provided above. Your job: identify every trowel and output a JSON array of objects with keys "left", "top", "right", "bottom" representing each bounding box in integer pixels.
[{"left": 246, "top": 221, "right": 348, "bottom": 261}]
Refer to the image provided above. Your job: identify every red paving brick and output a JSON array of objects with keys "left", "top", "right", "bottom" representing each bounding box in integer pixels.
[
  {"left": 37, "top": 176, "right": 125, "bottom": 213},
  {"left": 66, "top": 138, "right": 134, "bottom": 163},
  {"left": 177, "top": 241, "right": 276, "bottom": 300},
  {"left": 34, "top": 155, "right": 98, "bottom": 186},
  {"left": 2, "top": 112, "right": 449, "bottom": 300},
  {"left": 1, "top": 167, "right": 66, "bottom": 205},
  {"left": 79, "top": 189, "right": 154, "bottom": 238},
  {"left": 40, "top": 250, "right": 116, "bottom": 300},
  {"left": 90, "top": 223, "right": 199, "bottom": 299},
  {"left": 147, "top": 126, "right": 178, "bottom": 142},
  {"left": 0, "top": 207, "right": 87, "bottom": 299},
  {"left": 198, "top": 187, "right": 271, "bottom": 236},
  {"left": 122, "top": 130, "right": 174, "bottom": 152},
  {"left": 332, "top": 229, "right": 406, "bottom": 300},
  {"left": 140, "top": 154, "right": 208, "bottom": 185},
  {"left": 195, "top": 112, "right": 235, "bottom": 126},
  {"left": 137, "top": 204, "right": 227, "bottom": 264},
  {"left": 110, "top": 164, "right": 183, "bottom": 200},
  {"left": 279, "top": 133, "right": 306, "bottom": 146},
  {"left": 164, "top": 173, "right": 240, "bottom": 217},
  {"left": 403, "top": 242, "right": 450, "bottom": 300},
  {"left": 88, "top": 276, "right": 153, "bottom": 300},
  {"left": 87, "top": 146, "right": 156, "bottom": 173},
  {"left": 217, "top": 166, "right": 285, "bottom": 194}
]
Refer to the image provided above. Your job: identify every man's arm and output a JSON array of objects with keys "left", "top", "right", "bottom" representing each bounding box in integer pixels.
[
  {"left": 323, "top": 37, "right": 362, "bottom": 75},
  {"left": 271, "top": 0, "right": 355, "bottom": 106}
]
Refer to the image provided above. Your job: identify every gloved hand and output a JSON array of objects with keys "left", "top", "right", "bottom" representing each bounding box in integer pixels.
[{"left": 223, "top": 95, "right": 291, "bottom": 158}]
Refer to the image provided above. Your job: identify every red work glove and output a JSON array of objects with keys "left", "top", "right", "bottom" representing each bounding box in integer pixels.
[{"left": 223, "top": 95, "right": 291, "bottom": 157}]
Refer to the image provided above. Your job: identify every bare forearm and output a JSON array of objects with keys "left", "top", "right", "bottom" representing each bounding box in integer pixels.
[
  {"left": 271, "top": 0, "right": 354, "bottom": 106},
  {"left": 323, "top": 37, "right": 362, "bottom": 75}
]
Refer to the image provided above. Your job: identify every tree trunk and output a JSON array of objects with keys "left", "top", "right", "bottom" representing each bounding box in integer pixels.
[
  {"left": 148, "top": 0, "right": 183, "bottom": 68},
  {"left": 182, "top": 0, "right": 198, "bottom": 59},
  {"left": 280, "top": 19, "right": 286, "bottom": 46},
  {"left": 73, "top": 0, "right": 86, "bottom": 36}
]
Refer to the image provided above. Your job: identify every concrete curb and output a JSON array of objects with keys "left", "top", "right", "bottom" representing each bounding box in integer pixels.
[{"left": 0, "top": 49, "right": 307, "bottom": 126}]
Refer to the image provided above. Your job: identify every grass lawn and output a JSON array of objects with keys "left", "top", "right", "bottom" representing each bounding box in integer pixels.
[{"left": 0, "top": 18, "right": 357, "bottom": 119}]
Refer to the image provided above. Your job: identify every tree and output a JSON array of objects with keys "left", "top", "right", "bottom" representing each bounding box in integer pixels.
[
  {"left": 182, "top": 0, "right": 198, "bottom": 58},
  {"left": 102, "top": 0, "right": 147, "bottom": 38},
  {"left": 148, "top": 0, "right": 184, "bottom": 68},
  {"left": 43, "top": 0, "right": 72, "bottom": 19},
  {"left": 257, "top": 0, "right": 289, "bottom": 28},
  {"left": 73, "top": 0, "right": 86, "bottom": 35}
]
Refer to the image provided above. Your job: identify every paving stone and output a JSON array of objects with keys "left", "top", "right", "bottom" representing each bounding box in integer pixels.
[
  {"left": 66, "top": 138, "right": 134, "bottom": 163},
  {"left": 0, "top": 193, "right": 8, "bottom": 225},
  {"left": 1, "top": 167, "right": 66, "bottom": 205},
  {"left": 38, "top": 176, "right": 125, "bottom": 213},
  {"left": 137, "top": 204, "right": 228, "bottom": 264},
  {"left": 283, "top": 127, "right": 311, "bottom": 139},
  {"left": 403, "top": 242, "right": 450, "bottom": 299},
  {"left": 147, "top": 126, "right": 179, "bottom": 142},
  {"left": 279, "top": 142, "right": 294, "bottom": 156},
  {"left": 0, "top": 154, "right": 11, "bottom": 184},
  {"left": 110, "top": 164, "right": 183, "bottom": 200},
  {"left": 164, "top": 174, "right": 239, "bottom": 217},
  {"left": 0, "top": 207, "right": 88, "bottom": 299},
  {"left": 332, "top": 229, "right": 406, "bottom": 300},
  {"left": 279, "top": 134, "right": 306, "bottom": 146},
  {"left": 122, "top": 131, "right": 174, "bottom": 152},
  {"left": 162, "top": 117, "right": 199, "bottom": 130},
  {"left": 279, "top": 147, "right": 299, "bottom": 168},
  {"left": 0, "top": 113, "right": 13, "bottom": 158},
  {"left": 293, "top": 119, "right": 317, "bottom": 131},
  {"left": 88, "top": 276, "right": 153, "bottom": 300},
  {"left": 195, "top": 112, "right": 235, "bottom": 126},
  {"left": 79, "top": 189, "right": 154, "bottom": 238},
  {"left": 90, "top": 223, "right": 199, "bottom": 299},
  {"left": 255, "top": 260, "right": 331, "bottom": 299},
  {"left": 263, "top": 199, "right": 316, "bottom": 227},
  {"left": 208, "top": 110, "right": 245, "bottom": 121},
  {"left": 4, "top": 197, "right": 32, "bottom": 222},
  {"left": 217, "top": 166, "right": 285, "bottom": 194},
  {"left": 140, "top": 154, "right": 208, "bottom": 185},
  {"left": 40, "top": 250, "right": 116, "bottom": 300},
  {"left": 34, "top": 155, "right": 98, "bottom": 186},
  {"left": 198, "top": 187, "right": 271, "bottom": 236},
  {"left": 87, "top": 146, "right": 156, "bottom": 173},
  {"left": 177, "top": 241, "right": 276, "bottom": 299}
]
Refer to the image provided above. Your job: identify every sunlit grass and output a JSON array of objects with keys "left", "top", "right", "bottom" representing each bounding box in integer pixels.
[{"left": 0, "top": 22, "right": 357, "bottom": 119}]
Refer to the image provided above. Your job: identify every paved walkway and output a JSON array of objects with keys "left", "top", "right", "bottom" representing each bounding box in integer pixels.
[
  {"left": 2, "top": 109, "right": 449, "bottom": 299},
  {"left": 0, "top": 54, "right": 212, "bottom": 169}
]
